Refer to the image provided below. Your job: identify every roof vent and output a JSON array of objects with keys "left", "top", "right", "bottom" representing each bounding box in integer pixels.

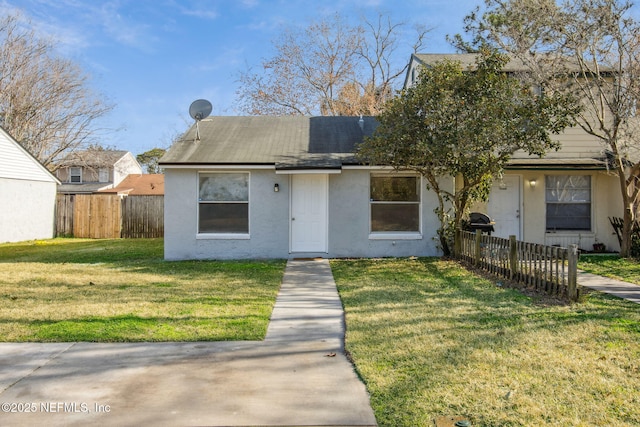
[{"left": 358, "top": 115, "right": 364, "bottom": 131}]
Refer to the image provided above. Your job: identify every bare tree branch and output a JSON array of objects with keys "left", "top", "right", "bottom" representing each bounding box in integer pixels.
[
  {"left": 0, "top": 12, "right": 113, "bottom": 171},
  {"left": 236, "top": 12, "right": 431, "bottom": 116}
]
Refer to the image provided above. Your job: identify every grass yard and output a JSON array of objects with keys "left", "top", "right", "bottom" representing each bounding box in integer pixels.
[
  {"left": 0, "top": 238, "right": 285, "bottom": 342},
  {"left": 579, "top": 254, "right": 640, "bottom": 285},
  {"left": 332, "top": 257, "right": 640, "bottom": 427}
]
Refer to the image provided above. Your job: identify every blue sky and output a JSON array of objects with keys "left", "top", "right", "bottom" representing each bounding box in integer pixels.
[{"left": 0, "top": 0, "right": 481, "bottom": 157}]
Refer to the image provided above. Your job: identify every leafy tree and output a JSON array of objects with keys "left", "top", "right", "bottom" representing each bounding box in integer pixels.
[
  {"left": 357, "top": 49, "right": 579, "bottom": 255},
  {"left": 137, "top": 148, "right": 167, "bottom": 174},
  {"left": 236, "top": 13, "right": 429, "bottom": 116},
  {"left": 0, "top": 12, "right": 113, "bottom": 170},
  {"left": 453, "top": 0, "right": 640, "bottom": 257}
]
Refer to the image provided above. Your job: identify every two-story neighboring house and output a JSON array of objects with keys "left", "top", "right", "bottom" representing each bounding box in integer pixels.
[
  {"left": 56, "top": 150, "right": 143, "bottom": 194},
  {"left": 405, "top": 53, "right": 623, "bottom": 253}
]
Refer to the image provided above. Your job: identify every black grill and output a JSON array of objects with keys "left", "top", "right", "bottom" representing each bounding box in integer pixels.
[{"left": 464, "top": 212, "right": 495, "bottom": 235}]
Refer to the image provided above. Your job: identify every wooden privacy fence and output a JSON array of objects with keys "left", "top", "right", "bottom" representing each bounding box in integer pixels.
[
  {"left": 457, "top": 230, "right": 580, "bottom": 302},
  {"left": 55, "top": 194, "right": 164, "bottom": 239},
  {"left": 120, "top": 195, "right": 164, "bottom": 238}
]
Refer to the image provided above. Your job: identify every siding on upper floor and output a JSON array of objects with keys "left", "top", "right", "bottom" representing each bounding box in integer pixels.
[
  {"left": 114, "top": 153, "right": 143, "bottom": 186},
  {"left": 0, "top": 127, "right": 59, "bottom": 184},
  {"left": 511, "top": 126, "right": 605, "bottom": 160}
]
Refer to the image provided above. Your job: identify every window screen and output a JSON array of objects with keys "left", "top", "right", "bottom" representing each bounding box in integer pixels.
[
  {"left": 370, "top": 175, "right": 420, "bottom": 232},
  {"left": 198, "top": 173, "right": 249, "bottom": 234},
  {"left": 545, "top": 175, "right": 591, "bottom": 231}
]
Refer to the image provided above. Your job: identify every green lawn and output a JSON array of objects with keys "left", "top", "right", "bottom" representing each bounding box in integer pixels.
[
  {"left": 579, "top": 254, "right": 640, "bottom": 285},
  {"left": 3, "top": 240, "right": 639, "bottom": 425},
  {"left": 332, "top": 257, "right": 640, "bottom": 427},
  {"left": 0, "top": 238, "right": 286, "bottom": 341}
]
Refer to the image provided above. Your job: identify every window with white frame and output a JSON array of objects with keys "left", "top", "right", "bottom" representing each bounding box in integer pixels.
[
  {"left": 98, "top": 168, "right": 109, "bottom": 182},
  {"left": 370, "top": 174, "right": 420, "bottom": 232},
  {"left": 545, "top": 175, "right": 591, "bottom": 231},
  {"left": 70, "top": 167, "right": 82, "bottom": 183},
  {"left": 198, "top": 173, "right": 249, "bottom": 234}
]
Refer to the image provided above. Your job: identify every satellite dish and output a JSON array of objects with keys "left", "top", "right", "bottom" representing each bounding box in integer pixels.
[
  {"left": 189, "top": 99, "right": 212, "bottom": 121},
  {"left": 188, "top": 99, "right": 212, "bottom": 142}
]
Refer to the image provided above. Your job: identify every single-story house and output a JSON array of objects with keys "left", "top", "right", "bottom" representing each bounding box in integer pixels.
[
  {"left": 97, "top": 174, "right": 164, "bottom": 196},
  {"left": 0, "top": 127, "right": 60, "bottom": 243},
  {"left": 407, "top": 53, "right": 624, "bottom": 253},
  {"left": 159, "top": 116, "right": 446, "bottom": 260}
]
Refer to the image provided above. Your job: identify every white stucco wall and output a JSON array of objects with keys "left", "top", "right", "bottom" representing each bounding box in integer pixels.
[
  {"left": 164, "top": 168, "right": 290, "bottom": 260},
  {"left": 472, "top": 170, "right": 623, "bottom": 252},
  {"left": 164, "top": 167, "right": 445, "bottom": 260},
  {"left": 520, "top": 170, "right": 622, "bottom": 252},
  {"left": 0, "top": 177, "right": 57, "bottom": 243},
  {"left": 329, "top": 169, "right": 443, "bottom": 258}
]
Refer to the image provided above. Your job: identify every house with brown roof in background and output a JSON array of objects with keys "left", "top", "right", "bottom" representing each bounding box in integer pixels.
[{"left": 98, "top": 174, "right": 164, "bottom": 196}]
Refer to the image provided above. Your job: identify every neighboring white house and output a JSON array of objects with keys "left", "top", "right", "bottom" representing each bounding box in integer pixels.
[
  {"left": 0, "top": 127, "right": 60, "bottom": 243},
  {"left": 406, "top": 53, "right": 623, "bottom": 253},
  {"left": 55, "top": 150, "right": 143, "bottom": 194}
]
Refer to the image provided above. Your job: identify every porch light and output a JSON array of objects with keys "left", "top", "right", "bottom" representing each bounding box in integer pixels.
[
  {"left": 497, "top": 172, "right": 507, "bottom": 190},
  {"left": 274, "top": 183, "right": 280, "bottom": 192},
  {"left": 529, "top": 179, "right": 537, "bottom": 188}
]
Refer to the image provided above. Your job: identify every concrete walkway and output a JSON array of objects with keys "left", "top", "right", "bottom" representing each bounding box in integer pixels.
[
  {"left": 0, "top": 260, "right": 377, "bottom": 427},
  {"left": 579, "top": 270, "right": 640, "bottom": 304}
]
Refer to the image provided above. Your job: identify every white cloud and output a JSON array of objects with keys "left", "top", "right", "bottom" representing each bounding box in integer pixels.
[
  {"left": 97, "top": 2, "right": 158, "bottom": 51},
  {"left": 179, "top": 7, "right": 219, "bottom": 20}
]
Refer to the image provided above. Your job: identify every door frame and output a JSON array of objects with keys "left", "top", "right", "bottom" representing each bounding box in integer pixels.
[{"left": 289, "top": 173, "right": 329, "bottom": 253}]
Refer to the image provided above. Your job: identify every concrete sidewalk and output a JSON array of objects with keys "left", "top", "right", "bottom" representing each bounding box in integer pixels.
[
  {"left": 0, "top": 260, "right": 377, "bottom": 427},
  {"left": 579, "top": 270, "right": 640, "bottom": 304}
]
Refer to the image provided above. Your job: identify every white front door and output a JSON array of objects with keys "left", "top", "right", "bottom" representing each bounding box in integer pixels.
[
  {"left": 290, "top": 174, "right": 328, "bottom": 253},
  {"left": 487, "top": 175, "right": 521, "bottom": 239}
]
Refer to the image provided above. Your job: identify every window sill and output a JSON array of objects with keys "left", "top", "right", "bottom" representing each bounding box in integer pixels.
[
  {"left": 545, "top": 231, "right": 593, "bottom": 235},
  {"left": 369, "top": 233, "right": 422, "bottom": 240},
  {"left": 196, "top": 233, "right": 250, "bottom": 240}
]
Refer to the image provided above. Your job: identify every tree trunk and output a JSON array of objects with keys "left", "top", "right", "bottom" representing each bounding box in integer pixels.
[
  {"left": 453, "top": 205, "right": 466, "bottom": 258},
  {"left": 621, "top": 204, "right": 634, "bottom": 258},
  {"left": 441, "top": 233, "right": 452, "bottom": 257},
  {"left": 617, "top": 170, "right": 633, "bottom": 257}
]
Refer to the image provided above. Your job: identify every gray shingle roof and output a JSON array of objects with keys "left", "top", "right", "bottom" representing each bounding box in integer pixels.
[
  {"left": 58, "top": 182, "right": 112, "bottom": 194},
  {"left": 413, "top": 53, "right": 531, "bottom": 72},
  {"left": 58, "top": 149, "right": 129, "bottom": 167},
  {"left": 159, "top": 116, "right": 378, "bottom": 168},
  {"left": 412, "top": 53, "right": 604, "bottom": 73}
]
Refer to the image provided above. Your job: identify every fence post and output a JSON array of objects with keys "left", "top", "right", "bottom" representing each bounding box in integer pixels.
[
  {"left": 454, "top": 228, "right": 461, "bottom": 257},
  {"left": 509, "top": 235, "right": 517, "bottom": 280},
  {"left": 567, "top": 244, "right": 579, "bottom": 302},
  {"left": 474, "top": 229, "right": 482, "bottom": 266}
]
